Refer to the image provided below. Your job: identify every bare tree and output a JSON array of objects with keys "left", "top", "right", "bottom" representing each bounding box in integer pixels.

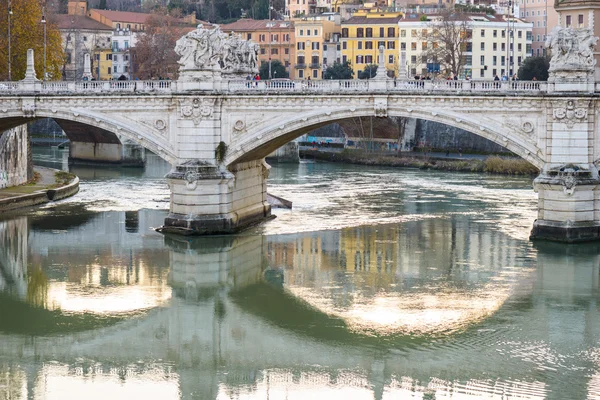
[{"left": 420, "top": 11, "right": 470, "bottom": 78}]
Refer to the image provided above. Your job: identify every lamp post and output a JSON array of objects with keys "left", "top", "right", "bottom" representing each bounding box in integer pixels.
[
  {"left": 42, "top": 8, "right": 47, "bottom": 81},
  {"left": 8, "top": 1, "right": 12, "bottom": 81},
  {"left": 268, "top": 5, "right": 273, "bottom": 79}
]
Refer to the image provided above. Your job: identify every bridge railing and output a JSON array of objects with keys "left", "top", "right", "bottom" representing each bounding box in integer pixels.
[{"left": 0, "top": 79, "right": 550, "bottom": 95}]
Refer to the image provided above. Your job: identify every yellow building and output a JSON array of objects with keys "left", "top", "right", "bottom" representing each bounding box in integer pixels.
[
  {"left": 93, "top": 49, "right": 113, "bottom": 80},
  {"left": 340, "top": 11, "right": 404, "bottom": 78},
  {"left": 294, "top": 16, "right": 341, "bottom": 79}
]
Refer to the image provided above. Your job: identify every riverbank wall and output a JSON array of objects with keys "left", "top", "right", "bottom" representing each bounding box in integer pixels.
[{"left": 0, "top": 125, "right": 33, "bottom": 189}]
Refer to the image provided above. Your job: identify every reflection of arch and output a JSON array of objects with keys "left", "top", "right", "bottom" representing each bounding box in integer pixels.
[
  {"left": 0, "top": 110, "right": 176, "bottom": 165},
  {"left": 226, "top": 107, "right": 544, "bottom": 168}
]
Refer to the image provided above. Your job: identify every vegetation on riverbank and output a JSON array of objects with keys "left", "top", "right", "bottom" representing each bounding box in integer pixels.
[
  {"left": 301, "top": 150, "right": 539, "bottom": 176},
  {"left": 52, "top": 171, "right": 77, "bottom": 187}
]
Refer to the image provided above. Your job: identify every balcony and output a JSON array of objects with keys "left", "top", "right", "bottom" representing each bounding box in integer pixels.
[
  {"left": 295, "top": 63, "right": 307, "bottom": 69},
  {"left": 310, "top": 63, "right": 321, "bottom": 69}
]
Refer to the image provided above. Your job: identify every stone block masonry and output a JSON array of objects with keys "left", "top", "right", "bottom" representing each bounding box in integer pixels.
[{"left": 0, "top": 126, "right": 30, "bottom": 189}]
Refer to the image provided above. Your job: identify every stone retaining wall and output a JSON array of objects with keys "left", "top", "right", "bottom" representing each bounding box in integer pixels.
[{"left": 0, "top": 126, "right": 29, "bottom": 189}]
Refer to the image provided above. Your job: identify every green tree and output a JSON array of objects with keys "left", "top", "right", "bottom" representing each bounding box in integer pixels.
[
  {"left": 0, "top": 0, "right": 64, "bottom": 80},
  {"left": 517, "top": 56, "right": 549, "bottom": 81},
  {"left": 358, "top": 64, "right": 378, "bottom": 79},
  {"left": 323, "top": 61, "right": 354, "bottom": 79},
  {"left": 259, "top": 60, "right": 288, "bottom": 79}
]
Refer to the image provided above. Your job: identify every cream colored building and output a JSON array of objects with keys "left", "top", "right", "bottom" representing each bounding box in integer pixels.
[
  {"left": 294, "top": 15, "right": 341, "bottom": 79},
  {"left": 398, "top": 14, "right": 533, "bottom": 79},
  {"left": 518, "top": 0, "right": 559, "bottom": 56}
]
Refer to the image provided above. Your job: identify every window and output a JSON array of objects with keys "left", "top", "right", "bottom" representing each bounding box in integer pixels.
[
  {"left": 260, "top": 34, "right": 266, "bottom": 42},
  {"left": 400, "top": 29, "right": 406, "bottom": 37},
  {"left": 365, "top": 55, "right": 373, "bottom": 63},
  {"left": 125, "top": 66, "right": 129, "bottom": 72},
  {"left": 579, "top": 14, "right": 584, "bottom": 27},
  {"left": 380, "top": 27, "right": 384, "bottom": 37},
  {"left": 312, "top": 42, "right": 319, "bottom": 50},
  {"left": 411, "top": 42, "right": 417, "bottom": 50},
  {"left": 114, "top": 55, "right": 118, "bottom": 62},
  {"left": 260, "top": 48, "right": 265, "bottom": 55},
  {"left": 342, "top": 28, "right": 348, "bottom": 37},
  {"left": 501, "top": 55, "right": 505, "bottom": 66},
  {"left": 378, "top": 41, "right": 385, "bottom": 48},
  {"left": 297, "top": 55, "right": 305, "bottom": 64},
  {"left": 358, "top": 41, "right": 362, "bottom": 50},
  {"left": 411, "top": 29, "right": 417, "bottom": 37},
  {"left": 357, "top": 28, "right": 364, "bottom": 38},
  {"left": 388, "top": 54, "right": 394, "bottom": 63},
  {"left": 124, "top": 55, "right": 129, "bottom": 61},
  {"left": 518, "top": 30, "right": 522, "bottom": 38},
  {"left": 83, "top": 36, "right": 87, "bottom": 42},
  {"left": 518, "top": 56, "right": 522, "bottom": 65},
  {"left": 94, "top": 53, "right": 99, "bottom": 61},
  {"left": 566, "top": 15, "right": 571, "bottom": 27},
  {"left": 299, "top": 69, "right": 304, "bottom": 78},
  {"left": 421, "top": 55, "right": 427, "bottom": 63},
  {"left": 365, "top": 41, "right": 373, "bottom": 50},
  {"left": 300, "top": 29, "right": 304, "bottom": 36},
  {"left": 481, "top": 42, "right": 485, "bottom": 51},
  {"left": 307, "top": 30, "right": 311, "bottom": 36},
  {"left": 285, "top": 48, "right": 289, "bottom": 55},
  {"left": 501, "top": 30, "right": 506, "bottom": 38},
  {"left": 272, "top": 34, "right": 278, "bottom": 42},
  {"left": 356, "top": 55, "right": 364, "bottom": 64},
  {"left": 323, "top": 57, "right": 328, "bottom": 65},
  {"left": 501, "top": 43, "right": 505, "bottom": 51},
  {"left": 114, "top": 66, "right": 118, "bottom": 73},
  {"left": 108, "top": 67, "right": 111, "bottom": 75},
  {"left": 297, "top": 42, "right": 305, "bottom": 50},
  {"left": 247, "top": 33, "right": 252, "bottom": 40},
  {"left": 493, "top": 30, "right": 497, "bottom": 38},
  {"left": 272, "top": 48, "right": 278, "bottom": 54},
  {"left": 481, "top": 29, "right": 485, "bottom": 37},
  {"left": 422, "top": 42, "right": 427, "bottom": 50},
  {"left": 112, "top": 41, "right": 118, "bottom": 51},
  {"left": 124, "top": 41, "right": 129, "bottom": 49},
  {"left": 388, "top": 27, "right": 395, "bottom": 37},
  {"left": 323, "top": 44, "right": 328, "bottom": 51},
  {"left": 492, "top": 68, "right": 496, "bottom": 76},
  {"left": 480, "top": 69, "right": 485, "bottom": 78},
  {"left": 342, "top": 41, "right": 347, "bottom": 50},
  {"left": 411, "top": 55, "right": 416, "bottom": 63},
  {"left": 342, "top": 55, "right": 347, "bottom": 63},
  {"left": 480, "top": 55, "right": 485, "bottom": 65},
  {"left": 311, "top": 55, "right": 319, "bottom": 65},
  {"left": 537, "top": 34, "right": 540, "bottom": 41},
  {"left": 387, "top": 41, "right": 395, "bottom": 49},
  {"left": 313, "top": 69, "right": 318, "bottom": 78},
  {"left": 518, "top": 43, "right": 522, "bottom": 51},
  {"left": 366, "top": 28, "right": 373, "bottom": 37},
  {"left": 493, "top": 56, "right": 497, "bottom": 66},
  {"left": 105, "top": 53, "right": 112, "bottom": 61},
  {"left": 314, "top": 29, "right": 318, "bottom": 35}
]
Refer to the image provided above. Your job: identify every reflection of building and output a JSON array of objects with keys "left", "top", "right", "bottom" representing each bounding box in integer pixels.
[{"left": 221, "top": 19, "right": 297, "bottom": 78}]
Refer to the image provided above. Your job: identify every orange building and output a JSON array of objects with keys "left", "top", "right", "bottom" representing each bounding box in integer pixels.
[{"left": 221, "top": 19, "right": 297, "bottom": 78}]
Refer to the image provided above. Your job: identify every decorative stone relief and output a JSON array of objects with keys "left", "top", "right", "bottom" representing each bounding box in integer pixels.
[
  {"left": 552, "top": 100, "right": 588, "bottom": 128},
  {"left": 374, "top": 98, "right": 388, "bottom": 118},
  {"left": 184, "top": 170, "right": 200, "bottom": 190},
  {"left": 155, "top": 119, "right": 167, "bottom": 131},
  {"left": 521, "top": 121, "right": 534, "bottom": 134},
  {"left": 546, "top": 27, "right": 597, "bottom": 82},
  {"left": 233, "top": 120, "right": 246, "bottom": 132},
  {"left": 175, "top": 25, "right": 259, "bottom": 78},
  {"left": 21, "top": 100, "right": 36, "bottom": 118},
  {"left": 179, "top": 98, "right": 216, "bottom": 125}
]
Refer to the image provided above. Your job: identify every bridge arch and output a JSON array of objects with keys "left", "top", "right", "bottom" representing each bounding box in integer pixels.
[
  {"left": 0, "top": 109, "right": 177, "bottom": 165},
  {"left": 225, "top": 106, "right": 545, "bottom": 169}
]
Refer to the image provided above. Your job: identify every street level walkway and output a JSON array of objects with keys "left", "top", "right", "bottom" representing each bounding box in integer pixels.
[{"left": 0, "top": 167, "right": 61, "bottom": 199}]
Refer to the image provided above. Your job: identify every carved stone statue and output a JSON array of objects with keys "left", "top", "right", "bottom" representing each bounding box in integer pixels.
[
  {"left": 546, "top": 26, "right": 598, "bottom": 84},
  {"left": 175, "top": 24, "right": 260, "bottom": 81}
]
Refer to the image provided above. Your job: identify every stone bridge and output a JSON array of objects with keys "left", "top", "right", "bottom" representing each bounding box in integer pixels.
[{"left": 1, "top": 25, "right": 600, "bottom": 241}]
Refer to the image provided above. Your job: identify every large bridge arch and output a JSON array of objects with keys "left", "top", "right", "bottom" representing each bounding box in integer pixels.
[
  {"left": 225, "top": 104, "right": 545, "bottom": 169},
  {"left": 0, "top": 107, "right": 177, "bottom": 165}
]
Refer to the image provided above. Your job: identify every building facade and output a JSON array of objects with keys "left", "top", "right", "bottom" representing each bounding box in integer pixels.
[
  {"left": 221, "top": 19, "right": 297, "bottom": 78},
  {"left": 397, "top": 14, "right": 532, "bottom": 79},
  {"left": 518, "top": 0, "right": 559, "bottom": 56},
  {"left": 111, "top": 29, "right": 137, "bottom": 80},
  {"left": 340, "top": 11, "right": 404, "bottom": 78},
  {"left": 295, "top": 15, "right": 341, "bottom": 79}
]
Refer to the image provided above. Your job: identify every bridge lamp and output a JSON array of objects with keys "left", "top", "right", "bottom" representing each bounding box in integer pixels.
[
  {"left": 8, "top": 2, "right": 12, "bottom": 81},
  {"left": 42, "top": 11, "right": 47, "bottom": 81}
]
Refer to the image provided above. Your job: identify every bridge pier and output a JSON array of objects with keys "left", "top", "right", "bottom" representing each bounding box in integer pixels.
[
  {"left": 161, "top": 160, "right": 271, "bottom": 235},
  {"left": 531, "top": 167, "right": 600, "bottom": 243}
]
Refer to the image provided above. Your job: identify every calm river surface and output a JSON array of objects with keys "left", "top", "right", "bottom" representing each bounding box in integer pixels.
[{"left": 0, "top": 147, "right": 599, "bottom": 399}]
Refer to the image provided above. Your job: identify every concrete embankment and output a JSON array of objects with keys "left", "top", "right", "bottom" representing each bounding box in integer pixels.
[{"left": 0, "top": 167, "right": 79, "bottom": 212}]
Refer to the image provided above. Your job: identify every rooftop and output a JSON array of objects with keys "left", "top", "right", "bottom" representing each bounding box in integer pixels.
[
  {"left": 54, "top": 14, "right": 113, "bottom": 30},
  {"left": 90, "top": 9, "right": 152, "bottom": 24},
  {"left": 221, "top": 19, "right": 295, "bottom": 31}
]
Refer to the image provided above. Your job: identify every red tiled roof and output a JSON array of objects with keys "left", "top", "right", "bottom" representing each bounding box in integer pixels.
[
  {"left": 54, "top": 14, "right": 113, "bottom": 30},
  {"left": 343, "top": 15, "right": 404, "bottom": 24},
  {"left": 221, "top": 19, "right": 295, "bottom": 31},
  {"left": 91, "top": 9, "right": 152, "bottom": 24}
]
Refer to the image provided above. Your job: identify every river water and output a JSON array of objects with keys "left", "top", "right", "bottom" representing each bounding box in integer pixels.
[{"left": 0, "top": 148, "right": 599, "bottom": 399}]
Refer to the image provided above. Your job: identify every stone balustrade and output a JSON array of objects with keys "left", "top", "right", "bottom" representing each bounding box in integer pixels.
[{"left": 0, "top": 78, "right": 553, "bottom": 95}]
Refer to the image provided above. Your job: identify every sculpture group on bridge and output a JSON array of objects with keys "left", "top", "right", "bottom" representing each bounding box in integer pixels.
[
  {"left": 546, "top": 26, "right": 597, "bottom": 75},
  {"left": 175, "top": 25, "right": 260, "bottom": 79}
]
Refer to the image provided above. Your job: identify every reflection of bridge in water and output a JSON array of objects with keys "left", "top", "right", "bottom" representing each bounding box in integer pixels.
[{"left": 1, "top": 211, "right": 600, "bottom": 399}]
